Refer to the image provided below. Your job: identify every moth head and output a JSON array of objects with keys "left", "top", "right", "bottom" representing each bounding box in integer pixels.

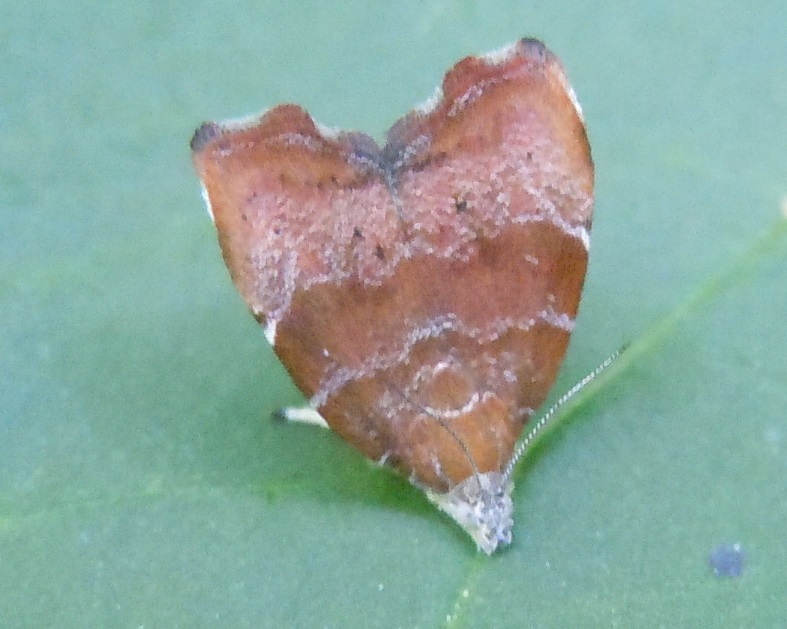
[{"left": 425, "top": 472, "right": 514, "bottom": 555}]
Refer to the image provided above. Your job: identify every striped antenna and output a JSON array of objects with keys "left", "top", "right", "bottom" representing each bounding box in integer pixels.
[{"left": 502, "top": 346, "right": 626, "bottom": 483}]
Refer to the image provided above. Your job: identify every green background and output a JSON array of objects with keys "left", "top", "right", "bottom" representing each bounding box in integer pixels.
[{"left": 2, "top": 1, "right": 786, "bottom": 627}]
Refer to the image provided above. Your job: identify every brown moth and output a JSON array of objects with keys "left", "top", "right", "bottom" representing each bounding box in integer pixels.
[{"left": 191, "top": 38, "right": 593, "bottom": 553}]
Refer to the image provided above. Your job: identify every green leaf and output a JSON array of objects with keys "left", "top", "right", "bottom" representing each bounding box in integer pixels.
[{"left": 2, "top": 2, "right": 786, "bottom": 627}]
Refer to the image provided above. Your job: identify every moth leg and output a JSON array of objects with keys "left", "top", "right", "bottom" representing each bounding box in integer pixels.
[{"left": 273, "top": 406, "right": 329, "bottom": 429}]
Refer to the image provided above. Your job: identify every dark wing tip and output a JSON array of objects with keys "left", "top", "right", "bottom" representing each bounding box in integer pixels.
[{"left": 190, "top": 121, "right": 223, "bottom": 153}]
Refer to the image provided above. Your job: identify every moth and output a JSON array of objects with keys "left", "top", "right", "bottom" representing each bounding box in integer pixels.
[{"left": 191, "top": 38, "right": 593, "bottom": 553}]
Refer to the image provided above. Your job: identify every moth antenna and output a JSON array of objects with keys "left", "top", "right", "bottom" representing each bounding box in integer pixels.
[
  {"left": 385, "top": 380, "right": 482, "bottom": 482},
  {"left": 502, "top": 345, "right": 627, "bottom": 483}
]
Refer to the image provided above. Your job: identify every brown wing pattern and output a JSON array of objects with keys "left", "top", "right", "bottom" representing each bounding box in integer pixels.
[{"left": 191, "top": 38, "right": 593, "bottom": 493}]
